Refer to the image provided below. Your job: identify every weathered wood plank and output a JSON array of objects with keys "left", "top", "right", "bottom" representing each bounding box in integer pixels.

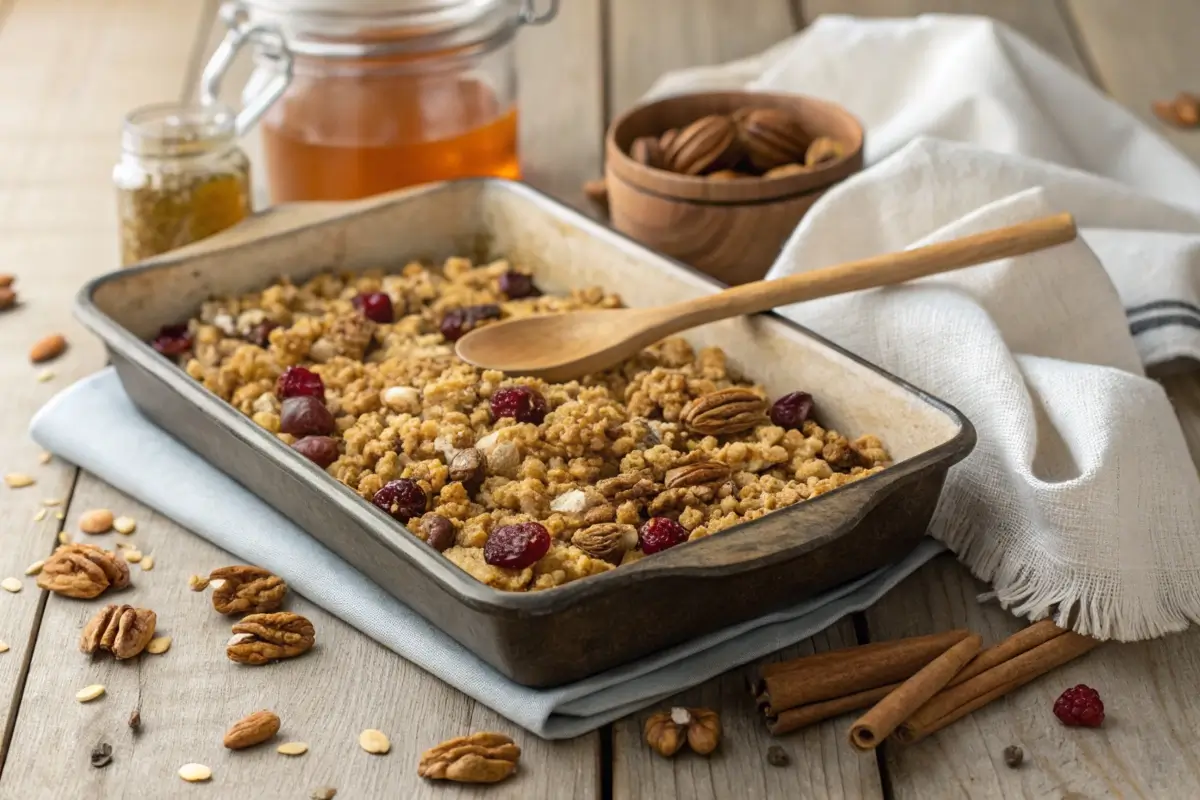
[
  {"left": 864, "top": 555, "right": 1200, "bottom": 799},
  {"left": 612, "top": 623, "right": 885, "bottom": 800},
  {"left": 1, "top": 477, "right": 599, "bottom": 798},
  {"left": 606, "top": 2, "right": 881, "bottom": 796},
  {"left": 0, "top": 0, "right": 211, "bottom": 771},
  {"left": 800, "top": 0, "right": 1087, "bottom": 75}
]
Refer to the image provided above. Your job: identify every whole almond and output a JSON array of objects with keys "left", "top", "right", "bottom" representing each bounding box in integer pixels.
[
  {"left": 80, "top": 509, "right": 115, "bottom": 535},
  {"left": 224, "top": 709, "right": 281, "bottom": 750},
  {"left": 0, "top": 274, "right": 13, "bottom": 288},
  {"left": 0, "top": 287, "right": 15, "bottom": 311},
  {"left": 29, "top": 334, "right": 67, "bottom": 364}
]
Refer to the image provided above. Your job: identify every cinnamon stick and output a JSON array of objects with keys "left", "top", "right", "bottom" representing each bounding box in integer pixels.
[
  {"left": 766, "top": 683, "right": 900, "bottom": 736},
  {"left": 756, "top": 629, "right": 970, "bottom": 713},
  {"left": 849, "top": 634, "right": 982, "bottom": 751},
  {"left": 947, "top": 619, "right": 1066, "bottom": 688},
  {"left": 893, "top": 631, "right": 1099, "bottom": 744}
]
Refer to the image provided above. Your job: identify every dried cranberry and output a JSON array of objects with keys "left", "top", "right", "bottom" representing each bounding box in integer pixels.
[
  {"left": 279, "top": 396, "right": 335, "bottom": 437},
  {"left": 246, "top": 320, "right": 278, "bottom": 349},
  {"left": 291, "top": 435, "right": 339, "bottom": 468},
  {"left": 498, "top": 271, "right": 540, "bottom": 299},
  {"left": 484, "top": 522, "right": 551, "bottom": 569},
  {"left": 639, "top": 517, "right": 688, "bottom": 554},
  {"left": 372, "top": 478, "right": 428, "bottom": 522},
  {"left": 770, "top": 391, "right": 814, "bottom": 429},
  {"left": 422, "top": 514, "right": 456, "bottom": 552},
  {"left": 352, "top": 291, "right": 395, "bottom": 324},
  {"left": 276, "top": 366, "right": 324, "bottom": 400},
  {"left": 150, "top": 323, "right": 192, "bottom": 357},
  {"left": 490, "top": 386, "right": 547, "bottom": 425},
  {"left": 1053, "top": 685, "right": 1105, "bottom": 728},
  {"left": 438, "top": 304, "right": 502, "bottom": 341}
]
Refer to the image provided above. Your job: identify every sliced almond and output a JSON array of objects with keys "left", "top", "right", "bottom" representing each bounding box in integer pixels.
[
  {"left": 38, "top": 451, "right": 51, "bottom": 465},
  {"left": 57, "top": 531, "right": 71, "bottom": 545},
  {"left": 140, "top": 556, "right": 155, "bottom": 571},
  {"left": 146, "top": 636, "right": 171, "bottom": 655},
  {"left": 79, "top": 509, "right": 115, "bottom": 535},
  {"left": 76, "top": 684, "right": 106, "bottom": 703},
  {"left": 36, "top": 369, "right": 54, "bottom": 383},
  {"left": 358, "top": 729, "right": 391, "bottom": 755},
  {"left": 0, "top": 641, "right": 8, "bottom": 654},
  {"left": 32, "top": 508, "right": 46, "bottom": 522},
  {"left": 178, "top": 763, "right": 212, "bottom": 783},
  {"left": 188, "top": 575, "right": 210, "bottom": 591},
  {"left": 123, "top": 550, "right": 143, "bottom": 564},
  {"left": 1, "top": 578, "right": 22, "bottom": 593},
  {"left": 54, "top": 511, "right": 64, "bottom": 520},
  {"left": 29, "top": 333, "right": 67, "bottom": 364},
  {"left": 24, "top": 560, "right": 44, "bottom": 576},
  {"left": 42, "top": 498, "right": 62, "bottom": 507},
  {"left": 4, "top": 473, "right": 34, "bottom": 489},
  {"left": 113, "top": 516, "right": 137, "bottom": 535},
  {"left": 277, "top": 741, "right": 309, "bottom": 756}
]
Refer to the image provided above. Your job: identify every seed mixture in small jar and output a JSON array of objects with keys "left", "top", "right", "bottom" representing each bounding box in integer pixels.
[{"left": 155, "top": 258, "right": 892, "bottom": 592}]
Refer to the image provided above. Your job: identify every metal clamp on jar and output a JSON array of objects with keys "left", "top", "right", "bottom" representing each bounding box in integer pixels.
[{"left": 200, "top": 0, "right": 559, "bottom": 203}]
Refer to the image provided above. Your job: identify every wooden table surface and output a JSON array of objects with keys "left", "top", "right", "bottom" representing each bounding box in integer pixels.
[{"left": 1, "top": 1, "right": 1199, "bottom": 797}]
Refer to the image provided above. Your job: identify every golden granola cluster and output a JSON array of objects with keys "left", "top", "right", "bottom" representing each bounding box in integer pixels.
[{"left": 177, "top": 258, "right": 891, "bottom": 592}]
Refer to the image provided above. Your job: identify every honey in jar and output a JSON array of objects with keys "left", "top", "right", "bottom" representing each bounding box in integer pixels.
[{"left": 201, "top": 0, "right": 557, "bottom": 203}]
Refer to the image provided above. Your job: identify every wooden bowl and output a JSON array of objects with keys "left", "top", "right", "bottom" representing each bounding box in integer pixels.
[{"left": 604, "top": 91, "right": 864, "bottom": 285}]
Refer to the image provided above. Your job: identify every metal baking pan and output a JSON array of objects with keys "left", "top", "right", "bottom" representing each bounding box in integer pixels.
[{"left": 76, "top": 179, "right": 975, "bottom": 687}]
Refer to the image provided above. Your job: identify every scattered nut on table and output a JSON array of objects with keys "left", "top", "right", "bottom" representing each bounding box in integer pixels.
[
  {"left": 4, "top": 473, "right": 35, "bottom": 489},
  {"left": 76, "top": 684, "right": 106, "bottom": 703},
  {"left": 37, "top": 543, "right": 131, "bottom": 599},
  {"left": 29, "top": 333, "right": 67, "bottom": 364},
  {"left": 145, "top": 636, "right": 171, "bottom": 655},
  {"left": 209, "top": 565, "right": 287, "bottom": 615},
  {"left": 418, "top": 732, "right": 520, "bottom": 783},
  {"left": 278, "top": 741, "right": 309, "bottom": 756},
  {"left": 80, "top": 604, "right": 157, "bottom": 659},
  {"left": 1, "top": 578, "right": 22, "bottom": 593},
  {"left": 226, "top": 611, "right": 314, "bottom": 665},
  {"left": 223, "top": 709, "right": 281, "bottom": 750},
  {"left": 178, "top": 763, "right": 212, "bottom": 783},
  {"left": 113, "top": 516, "right": 137, "bottom": 535},
  {"left": 359, "top": 729, "right": 391, "bottom": 755},
  {"left": 79, "top": 508, "right": 115, "bottom": 535},
  {"left": 643, "top": 707, "right": 722, "bottom": 757}
]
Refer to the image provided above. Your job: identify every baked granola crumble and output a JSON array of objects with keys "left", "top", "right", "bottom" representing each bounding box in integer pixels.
[{"left": 164, "top": 258, "right": 891, "bottom": 592}]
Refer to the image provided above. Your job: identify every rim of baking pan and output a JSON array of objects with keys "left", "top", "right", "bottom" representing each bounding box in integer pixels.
[{"left": 75, "top": 177, "right": 977, "bottom": 617}]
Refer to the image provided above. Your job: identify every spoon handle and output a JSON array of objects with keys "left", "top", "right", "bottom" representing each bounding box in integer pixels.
[{"left": 669, "top": 212, "right": 1077, "bottom": 328}]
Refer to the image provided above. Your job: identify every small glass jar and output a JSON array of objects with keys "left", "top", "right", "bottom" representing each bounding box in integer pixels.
[
  {"left": 113, "top": 103, "right": 252, "bottom": 266},
  {"left": 201, "top": 0, "right": 558, "bottom": 203}
]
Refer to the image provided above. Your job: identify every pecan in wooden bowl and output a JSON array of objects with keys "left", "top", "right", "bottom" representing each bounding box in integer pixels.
[{"left": 602, "top": 91, "right": 863, "bottom": 286}]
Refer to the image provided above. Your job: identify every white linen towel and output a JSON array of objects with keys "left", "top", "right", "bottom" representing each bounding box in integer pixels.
[{"left": 27, "top": 14, "right": 1200, "bottom": 738}]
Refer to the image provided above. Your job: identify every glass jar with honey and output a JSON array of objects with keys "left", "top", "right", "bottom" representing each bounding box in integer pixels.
[{"left": 200, "top": 0, "right": 558, "bottom": 203}]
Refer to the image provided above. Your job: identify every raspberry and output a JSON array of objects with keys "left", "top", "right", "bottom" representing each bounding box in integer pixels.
[
  {"left": 1053, "top": 684, "right": 1105, "bottom": 727},
  {"left": 484, "top": 522, "right": 550, "bottom": 569},
  {"left": 770, "top": 391, "right": 813, "bottom": 429},
  {"left": 439, "top": 304, "right": 502, "bottom": 341},
  {"left": 150, "top": 323, "right": 192, "bottom": 357},
  {"left": 639, "top": 517, "right": 688, "bottom": 554},
  {"left": 276, "top": 366, "right": 324, "bottom": 400},
  {"left": 489, "top": 386, "right": 547, "bottom": 425},
  {"left": 279, "top": 396, "right": 335, "bottom": 437},
  {"left": 372, "top": 478, "right": 427, "bottom": 522},
  {"left": 498, "top": 271, "right": 540, "bottom": 299},
  {"left": 291, "top": 435, "right": 339, "bottom": 468},
  {"left": 352, "top": 291, "right": 394, "bottom": 324}
]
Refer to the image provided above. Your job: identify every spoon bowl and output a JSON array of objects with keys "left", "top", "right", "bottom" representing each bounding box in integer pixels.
[{"left": 455, "top": 213, "right": 1078, "bottom": 381}]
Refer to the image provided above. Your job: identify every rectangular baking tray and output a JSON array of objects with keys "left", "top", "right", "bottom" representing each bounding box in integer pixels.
[{"left": 76, "top": 179, "right": 975, "bottom": 687}]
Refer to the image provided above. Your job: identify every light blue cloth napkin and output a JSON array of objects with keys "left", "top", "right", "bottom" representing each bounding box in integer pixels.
[{"left": 30, "top": 368, "right": 943, "bottom": 739}]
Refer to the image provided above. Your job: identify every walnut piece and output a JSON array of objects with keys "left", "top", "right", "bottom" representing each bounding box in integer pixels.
[
  {"left": 643, "top": 707, "right": 722, "bottom": 758},
  {"left": 570, "top": 524, "right": 637, "bottom": 565},
  {"left": 664, "top": 460, "right": 730, "bottom": 489},
  {"left": 209, "top": 565, "right": 288, "bottom": 615},
  {"left": 223, "top": 709, "right": 281, "bottom": 750},
  {"left": 226, "top": 612, "right": 315, "bottom": 665},
  {"left": 447, "top": 447, "right": 485, "bottom": 490},
  {"left": 37, "top": 544, "right": 130, "bottom": 599},
  {"left": 79, "top": 604, "right": 157, "bottom": 659},
  {"left": 679, "top": 388, "right": 767, "bottom": 435},
  {"left": 418, "top": 732, "right": 520, "bottom": 784}
]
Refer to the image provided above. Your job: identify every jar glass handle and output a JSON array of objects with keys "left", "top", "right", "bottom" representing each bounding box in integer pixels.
[
  {"left": 520, "top": 0, "right": 559, "bottom": 25},
  {"left": 200, "top": 13, "right": 293, "bottom": 137}
]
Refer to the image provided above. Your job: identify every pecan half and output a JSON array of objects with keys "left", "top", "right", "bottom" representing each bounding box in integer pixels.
[
  {"left": 570, "top": 524, "right": 638, "bottom": 565},
  {"left": 643, "top": 707, "right": 721, "bottom": 758},
  {"left": 664, "top": 460, "right": 731, "bottom": 489},
  {"left": 209, "top": 566, "right": 287, "bottom": 615},
  {"left": 37, "top": 544, "right": 130, "bottom": 599},
  {"left": 80, "top": 604, "right": 157, "bottom": 659},
  {"left": 418, "top": 732, "right": 520, "bottom": 784},
  {"left": 596, "top": 471, "right": 660, "bottom": 503},
  {"left": 223, "top": 709, "right": 281, "bottom": 750},
  {"left": 227, "top": 612, "right": 315, "bottom": 666},
  {"left": 736, "top": 107, "right": 810, "bottom": 172},
  {"left": 805, "top": 136, "right": 846, "bottom": 166},
  {"left": 679, "top": 388, "right": 767, "bottom": 435},
  {"left": 662, "top": 114, "right": 741, "bottom": 175}
]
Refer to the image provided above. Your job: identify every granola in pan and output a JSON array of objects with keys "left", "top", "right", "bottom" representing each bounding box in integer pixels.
[{"left": 153, "top": 257, "right": 891, "bottom": 592}]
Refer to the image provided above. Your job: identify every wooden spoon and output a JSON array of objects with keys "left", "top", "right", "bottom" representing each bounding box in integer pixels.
[{"left": 455, "top": 212, "right": 1077, "bottom": 382}]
